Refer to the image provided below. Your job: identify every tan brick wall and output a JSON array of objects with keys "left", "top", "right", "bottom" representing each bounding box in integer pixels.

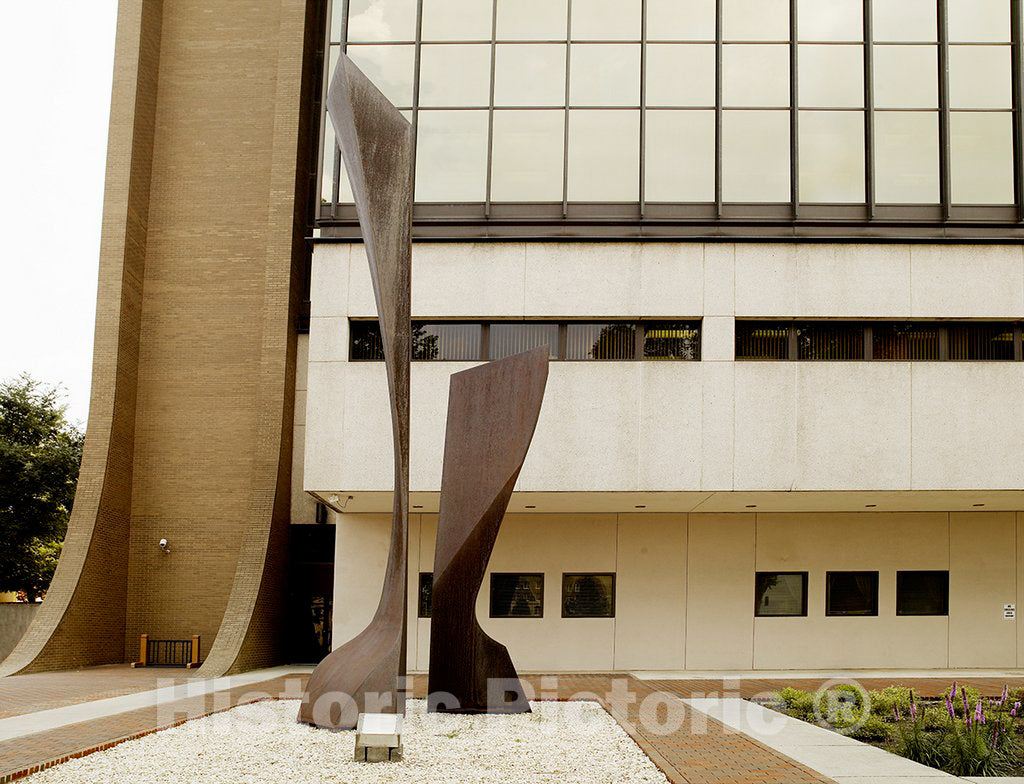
[{"left": 2, "top": 0, "right": 317, "bottom": 675}]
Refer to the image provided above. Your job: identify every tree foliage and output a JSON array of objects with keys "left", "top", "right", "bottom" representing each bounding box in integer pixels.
[{"left": 0, "top": 375, "right": 83, "bottom": 600}]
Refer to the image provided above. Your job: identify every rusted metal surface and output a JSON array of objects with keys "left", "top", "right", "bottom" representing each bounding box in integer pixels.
[
  {"left": 298, "top": 53, "right": 412, "bottom": 730},
  {"left": 428, "top": 347, "right": 549, "bottom": 714}
]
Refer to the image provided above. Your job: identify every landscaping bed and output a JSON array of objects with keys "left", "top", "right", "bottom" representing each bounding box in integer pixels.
[
  {"left": 760, "top": 682, "right": 1024, "bottom": 777},
  {"left": 23, "top": 699, "right": 668, "bottom": 784}
]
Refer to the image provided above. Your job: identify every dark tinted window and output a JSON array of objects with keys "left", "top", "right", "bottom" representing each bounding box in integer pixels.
[
  {"left": 644, "top": 322, "right": 700, "bottom": 360},
  {"left": 413, "top": 322, "right": 483, "bottom": 360},
  {"left": 490, "top": 573, "right": 544, "bottom": 618},
  {"left": 826, "top": 571, "right": 879, "bottom": 616},
  {"left": 897, "top": 570, "right": 948, "bottom": 616},
  {"left": 350, "top": 321, "right": 385, "bottom": 360},
  {"left": 562, "top": 573, "right": 615, "bottom": 618},
  {"left": 418, "top": 572, "right": 433, "bottom": 618},
  {"left": 736, "top": 321, "right": 789, "bottom": 360},
  {"left": 755, "top": 572, "right": 808, "bottom": 617},
  {"left": 873, "top": 323, "right": 940, "bottom": 360},
  {"left": 948, "top": 323, "right": 1015, "bottom": 360},
  {"left": 797, "top": 323, "right": 865, "bottom": 360},
  {"left": 565, "top": 323, "right": 636, "bottom": 360},
  {"left": 489, "top": 323, "right": 560, "bottom": 360}
]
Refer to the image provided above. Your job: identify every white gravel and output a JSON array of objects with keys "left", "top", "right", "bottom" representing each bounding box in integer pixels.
[{"left": 25, "top": 699, "right": 668, "bottom": 783}]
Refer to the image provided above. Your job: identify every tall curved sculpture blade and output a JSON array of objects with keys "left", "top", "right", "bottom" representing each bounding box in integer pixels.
[
  {"left": 298, "top": 53, "right": 411, "bottom": 730},
  {"left": 428, "top": 347, "right": 549, "bottom": 714}
]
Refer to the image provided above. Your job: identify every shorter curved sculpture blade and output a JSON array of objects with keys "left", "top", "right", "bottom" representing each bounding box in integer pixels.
[
  {"left": 297, "top": 51, "right": 411, "bottom": 730},
  {"left": 428, "top": 347, "right": 549, "bottom": 714}
]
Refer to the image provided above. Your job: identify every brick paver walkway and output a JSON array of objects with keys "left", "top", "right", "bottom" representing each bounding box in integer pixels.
[{"left": 5, "top": 669, "right": 1024, "bottom": 784}]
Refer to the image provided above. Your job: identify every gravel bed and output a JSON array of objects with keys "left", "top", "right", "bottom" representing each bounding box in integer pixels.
[{"left": 25, "top": 699, "right": 668, "bottom": 783}]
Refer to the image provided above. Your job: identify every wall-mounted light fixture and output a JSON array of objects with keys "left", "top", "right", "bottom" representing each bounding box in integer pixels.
[{"left": 158, "top": 538, "right": 171, "bottom": 555}]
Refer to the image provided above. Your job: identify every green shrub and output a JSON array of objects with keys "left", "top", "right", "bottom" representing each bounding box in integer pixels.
[
  {"left": 816, "top": 684, "right": 867, "bottom": 728},
  {"left": 848, "top": 714, "right": 892, "bottom": 742},
  {"left": 777, "top": 687, "right": 815, "bottom": 720},
  {"left": 944, "top": 725, "right": 1017, "bottom": 777},
  {"left": 869, "top": 686, "right": 912, "bottom": 718}
]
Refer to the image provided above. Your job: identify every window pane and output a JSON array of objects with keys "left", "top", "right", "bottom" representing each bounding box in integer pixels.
[
  {"left": 949, "top": 46, "right": 1011, "bottom": 109},
  {"left": 567, "top": 111, "right": 640, "bottom": 201},
  {"left": 951, "top": 112, "right": 1014, "bottom": 204},
  {"left": 412, "top": 323, "right": 483, "bottom": 360},
  {"left": 873, "top": 323, "right": 940, "bottom": 360},
  {"left": 722, "top": 110, "right": 790, "bottom": 202},
  {"left": 647, "top": 0, "right": 716, "bottom": 41},
  {"left": 350, "top": 321, "right": 385, "bottom": 360},
  {"left": 344, "top": 0, "right": 417, "bottom": 42},
  {"left": 798, "top": 0, "right": 862, "bottom": 41},
  {"left": 723, "top": 45, "right": 790, "bottom": 107},
  {"left": 571, "top": 0, "right": 641, "bottom": 40},
  {"left": 799, "top": 45, "right": 863, "bottom": 107},
  {"left": 645, "top": 110, "right": 715, "bottom": 201},
  {"left": 647, "top": 44, "right": 715, "bottom": 106},
  {"left": 826, "top": 571, "right": 878, "bottom": 616},
  {"left": 796, "top": 322, "right": 865, "bottom": 359},
  {"left": 948, "top": 323, "right": 1015, "bottom": 360},
  {"left": 415, "top": 111, "right": 489, "bottom": 201},
  {"left": 565, "top": 323, "right": 636, "bottom": 360},
  {"left": 490, "top": 574, "right": 544, "bottom": 618},
  {"left": 723, "top": 0, "right": 790, "bottom": 41},
  {"left": 321, "top": 108, "right": 338, "bottom": 203},
  {"left": 491, "top": 110, "right": 565, "bottom": 201},
  {"left": 897, "top": 571, "right": 949, "bottom": 616},
  {"left": 418, "top": 573, "right": 433, "bottom": 618},
  {"left": 496, "top": 0, "right": 568, "bottom": 40},
  {"left": 799, "top": 111, "right": 865, "bottom": 203},
  {"left": 347, "top": 45, "right": 415, "bottom": 107},
  {"left": 873, "top": 46, "right": 937, "bottom": 108},
  {"left": 756, "top": 573, "right": 807, "bottom": 616},
  {"left": 735, "top": 322, "right": 789, "bottom": 360},
  {"left": 948, "top": 0, "right": 1009, "bottom": 42},
  {"left": 489, "top": 323, "right": 560, "bottom": 359},
  {"left": 421, "top": 0, "right": 492, "bottom": 40},
  {"left": 874, "top": 112, "right": 939, "bottom": 203},
  {"left": 569, "top": 44, "right": 641, "bottom": 106},
  {"left": 494, "top": 44, "right": 566, "bottom": 106},
  {"left": 562, "top": 574, "right": 615, "bottom": 618},
  {"left": 644, "top": 322, "right": 701, "bottom": 359},
  {"left": 872, "top": 0, "right": 936, "bottom": 42},
  {"left": 419, "top": 45, "right": 491, "bottom": 107}
]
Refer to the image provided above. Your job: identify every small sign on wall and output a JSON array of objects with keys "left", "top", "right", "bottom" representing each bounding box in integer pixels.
[{"left": 1003, "top": 603, "right": 1016, "bottom": 620}]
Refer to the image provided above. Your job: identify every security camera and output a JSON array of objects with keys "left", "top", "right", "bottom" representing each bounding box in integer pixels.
[{"left": 159, "top": 538, "right": 170, "bottom": 554}]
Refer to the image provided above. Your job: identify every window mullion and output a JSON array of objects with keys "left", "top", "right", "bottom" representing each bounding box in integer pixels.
[{"left": 937, "top": 0, "right": 951, "bottom": 220}]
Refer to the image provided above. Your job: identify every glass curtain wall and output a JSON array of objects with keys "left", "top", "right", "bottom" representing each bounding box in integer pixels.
[{"left": 321, "top": 0, "right": 1021, "bottom": 221}]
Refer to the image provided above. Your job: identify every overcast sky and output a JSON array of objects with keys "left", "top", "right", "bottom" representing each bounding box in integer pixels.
[{"left": 0, "top": 3, "right": 118, "bottom": 427}]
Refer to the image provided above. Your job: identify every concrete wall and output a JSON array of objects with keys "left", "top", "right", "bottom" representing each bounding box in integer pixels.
[
  {"left": 0, "top": 604, "right": 39, "bottom": 665},
  {"left": 333, "top": 511, "right": 1024, "bottom": 671},
  {"left": 306, "top": 241, "right": 1024, "bottom": 496}
]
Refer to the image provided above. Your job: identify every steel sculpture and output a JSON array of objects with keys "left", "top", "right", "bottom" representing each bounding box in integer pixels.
[
  {"left": 427, "top": 347, "right": 549, "bottom": 714},
  {"left": 298, "top": 53, "right": 412, "bottom": 730}
]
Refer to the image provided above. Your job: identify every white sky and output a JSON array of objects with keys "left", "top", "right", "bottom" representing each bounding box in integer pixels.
[{"left": 0, "top": 3, "right": 118, "bottom": 427}]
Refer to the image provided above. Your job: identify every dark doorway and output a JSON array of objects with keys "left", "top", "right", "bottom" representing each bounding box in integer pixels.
[{"left": 288, "top": 523, "right": 335, "bottom": 664}]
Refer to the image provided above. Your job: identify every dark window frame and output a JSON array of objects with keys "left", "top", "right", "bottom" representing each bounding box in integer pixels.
[
  {"left": 349, "top": 318, "right": 702, "bottom": 361},
  {"left": 489, "top": 572, "right": 545, "bottom": 618},
  {"left": 896, "top": 570, "right": 949, "bottom": 616},
  {"left": 754, "top": 571, "right": 808, "bottom": 617},
  {"left": 736, "top": 319, "right": 1024, "bottom": 361},
  {"left": 825, "top": 570, "right": 879, "bottom": 617},
  {"left": 561, "top": 573, "right": 617, "bottom": 618}
]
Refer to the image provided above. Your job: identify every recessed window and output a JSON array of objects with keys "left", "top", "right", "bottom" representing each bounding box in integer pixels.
[
  {"left": 489, "top": 323, "right": 560, "bottom": 360},
  {"left": 562, "top": 574, "right": 616, "bottom": 618},
  {"left": 896, "top": 570, "right": 948, "bottom": 616},
  {"left": 350, "top": 320, "right": 385, "bottom": 360},
  {"left": 490, "top": 573, "right": 544, "bottom": 618},
  {"left": 948, "top": 323, "right": 1016, "bottom": 360},
  {"left": 872, "top": 323, "right": 940, "bottom": 360},
  {"left": 735, "top": 322, "right": 790, "bottom": 360},
  {"left": 796, "top": 322, "right": 865, "bottom": 360},
  {"left": 755, "top": 572, "right": 808, "bottom": 617},
  {"left": 644, "top": 322, "right": 701, "bottom": 360},
  {"left": 826, "top": 571, "right": 878, "bottom": 617},
  {"left": 565, "top": 323, "right": 636, "bottom": 360},
  {"left": 412, "top": 322, "right": 483, "bottom": 360},
  {"left": 418, "top": 573, "right": 433, "bottom": 618}
]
